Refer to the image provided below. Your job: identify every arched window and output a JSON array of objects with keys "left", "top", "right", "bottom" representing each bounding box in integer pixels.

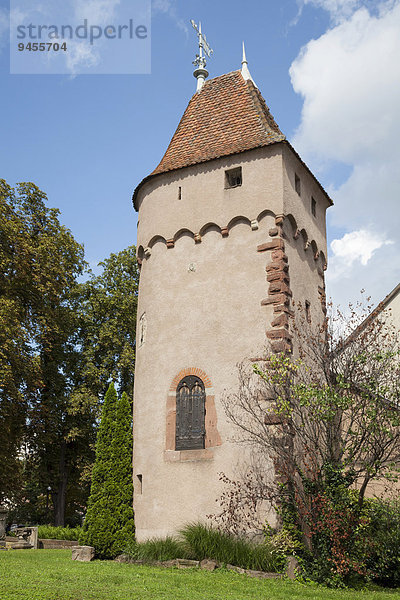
[{"left": 175, "top": 376, "right": 206, "bottom": 450}]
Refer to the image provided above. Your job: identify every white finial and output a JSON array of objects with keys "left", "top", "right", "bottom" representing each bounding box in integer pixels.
[
  {"left": 241, "top": 42, "right": 258, "bottom": 88},
  {"left": 191, "top": 19, "right": 214, "bottom": 92},
  {"left": 242, "top": 41, "right": 247, "bottom": 65}
]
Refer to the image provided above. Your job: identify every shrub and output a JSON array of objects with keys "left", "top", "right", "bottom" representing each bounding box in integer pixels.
[
  {"left": 37, "top": 525, "right": 82, "bottom": 541},
  {"left": 364, "top": 498, "right": 400, "bottom": 588}
]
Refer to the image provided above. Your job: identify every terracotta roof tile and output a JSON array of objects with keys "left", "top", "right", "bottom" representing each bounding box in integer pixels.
[
  {"left": 152, "top": 70, "right": 285, "bottom": 176},
  {"left": 132, "top": 70, "right": 332, "bottom": 208}
]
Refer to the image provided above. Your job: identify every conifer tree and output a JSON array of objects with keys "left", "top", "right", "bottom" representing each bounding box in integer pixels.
[
  {"left": 79, "top": 383, "right": 134, "bottom": 558},
  {"left": 112, "top": 391, "right": 135, "bottom": 552}
]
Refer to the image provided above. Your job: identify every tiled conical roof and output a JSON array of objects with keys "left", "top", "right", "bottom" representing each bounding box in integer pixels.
[
  {"left": 133, "top": 70, "right": 287, "bottom": 208},
  {"left": 152, "top": 70, "right": 285, "bottom": 176}
]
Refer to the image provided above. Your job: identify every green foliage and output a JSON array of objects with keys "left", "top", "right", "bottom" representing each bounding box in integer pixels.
[
  {"left": 0, "top": 179, "right": 87, "bottom": 510},
  {"left": 127, "top": 537, "right": 187, "bottom": 562},
  {"left": 251, "top": 341, "right": 400, "bottom": 588},
  {"left": 1, "top": 179, "right": 139, "bottom": 527},
  {"left": 74, "top": 246, "right": 138, "bottom": 401},
  {"left": 123, "top": 524, "right": 281, "bottom": 572},
  {"left": 37, "top": 525, "right": 82, "bottom": 540},
  {"left": 79, "top": 384, "right": 135, "bottom": 558},
  {"left": 264, "top": 524, "right": 302, "bottom": 563},
  {"left": 179, "top": 523, "right": 280, "bottom": 572},
  {"left": 364, "top": 499, "right": 400, "bottom": 588}
]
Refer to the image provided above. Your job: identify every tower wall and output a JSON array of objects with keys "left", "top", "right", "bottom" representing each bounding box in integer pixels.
[{"left": 133, "top": 144, "right": 329, "bottom": 540}]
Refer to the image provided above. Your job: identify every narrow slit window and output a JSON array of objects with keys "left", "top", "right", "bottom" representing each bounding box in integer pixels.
[
  {"left": 295, "top": 174, "right": 301, "bottom": 196},
  {"left": 178, "top": 186, "right": 182, "bottom": 200},
  {"left": 136, "top": 474, "right": 143, "bottom": 494},
  {"left": 311, "top": 197, "right": 316, "bottom": 217},
  {"left": 305, "top": 300, "right": 311, "bottom": 323},
  {"left": 225, "top": 167, "right": 242, "bottom": 189}
]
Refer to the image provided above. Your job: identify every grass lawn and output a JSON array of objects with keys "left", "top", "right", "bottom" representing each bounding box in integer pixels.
[{"left": 0, "top": 550, "right": 400, "bottom": 600}]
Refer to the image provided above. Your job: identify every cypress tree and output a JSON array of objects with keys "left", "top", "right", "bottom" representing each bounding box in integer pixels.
[
  {"left": 112, "top": 391, "right": 135, "bottom": 552},
  {"left": 79, "top": 384, "right": 134, "bottom": 558}
]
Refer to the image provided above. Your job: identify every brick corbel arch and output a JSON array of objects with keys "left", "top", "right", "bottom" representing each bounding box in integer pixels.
[{"left": 166, "top": 367, "right": 222, "bottom": 452}]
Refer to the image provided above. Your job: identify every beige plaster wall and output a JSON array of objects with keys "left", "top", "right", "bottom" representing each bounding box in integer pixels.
[
  {"left": 282, "top": 144, "right": 330, "bottom": 261},
  {"left": 382, "top": 288, "right": 400, "bottom": 335},
  {"left": 134, "top": 218, "right": 276, "bottom": 540},
  {"left": 133, "top": 145, "right": 330, "bottom": 541},
  {"left": 136, "top": 146, "right": 284, "bottom": 248}
]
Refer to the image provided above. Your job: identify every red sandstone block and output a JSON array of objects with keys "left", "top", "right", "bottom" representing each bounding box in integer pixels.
[
  {"left": 257, "top": 238, "right": 285, "bottom": 253},
  {"left": 271, "top": 314, "right": 289, "bottom": 328},
  {"left": 271, "top": 250, "right": 288, "bottom": 262},
  {"left": 266, "top": 261, "right": 289, "bottom": 273},
  {"left": 269, "top": 227, "right": 279, "bottom": 237},
  {"left": 273, "top": 305, "right": 294, "bottom": 316},
  {"left": 267, "top": 272, "right": 290, "bottom": 283},
  {"left": 270, "top": 340, "right": 293, "bottom": 354},
  {"left": 261, "top": 294, "right": 289, "bottom": 306},
  {"left": 269, "top": 282, "right": 292, "bottom": 296},
  {"left": 266, "top": 329, "right": 292, "bottom": 341}
]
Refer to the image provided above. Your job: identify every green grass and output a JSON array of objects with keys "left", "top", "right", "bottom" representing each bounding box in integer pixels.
[
  {"left": 0, "top": 550, "right": 399, "bottom": 600},
  {"left": 37, "top": 526, "right": 81, "bottom": 541}
]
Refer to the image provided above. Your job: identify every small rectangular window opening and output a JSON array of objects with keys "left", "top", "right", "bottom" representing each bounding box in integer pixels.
[
  {"left": 311, "top": 197, "right": 316, "bottom": 217},
  {"left": 136, "top": 474, "right": 143, "bottom": 494},
  {"left": 305, "top": 300, "right": 311, "bottom": 324},
  {"left": 178, "top": 186, "right": 182, "bottom": 200},
  {"left": 295, "top": 173, "right": 301, "bottom": 196},
  {"left": 225, "top": 167, "right": 242, "bottom": 189}
]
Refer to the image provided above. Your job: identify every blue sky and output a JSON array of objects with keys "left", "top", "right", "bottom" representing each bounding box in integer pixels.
[{"left": 1, "top": 0, "right": 399, "bottom": 308}]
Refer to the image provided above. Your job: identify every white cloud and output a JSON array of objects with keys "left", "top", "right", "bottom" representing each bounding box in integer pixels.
[
  {"left": 73, "top": 0, "right": 120, "bottom": 26},
  {"left": 301, "top": 0, "right": 363, "bottom": 22},
  {"left": 64, "top": 39, "right": 100, "bottom": 74},
  {"left": 0, "top": 8, "right": 8, "bottom": 50},
  {"left": 290, "top": 0, "right": 400, "bottom": 306},
  {"left": 153, "top": 0, "right": 188, "bottom": 35},
  {"left": 330, "top": 229, "right": 393, "bottom": 276}
]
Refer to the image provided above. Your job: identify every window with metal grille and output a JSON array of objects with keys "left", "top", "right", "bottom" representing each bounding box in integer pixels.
[
  {"left": 175, "top": 375, "right": 206, "bottom": 450},
  {"left": 225, "top": 167, "right": 242, "bottom": 188}
]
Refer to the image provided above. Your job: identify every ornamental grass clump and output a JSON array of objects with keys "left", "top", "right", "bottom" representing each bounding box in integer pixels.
[{"left": 180, "top": 523, "right": 279, "bottom": 572}]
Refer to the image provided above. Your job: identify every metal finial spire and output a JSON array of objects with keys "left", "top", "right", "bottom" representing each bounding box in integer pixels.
[
  {"left": 191, "top": 19, "right": 213, "bottom": 92},
  {"left": 241, "top": 42, "right": 258, "bottom": 88},
  {"left": 242, "top": 42, "right": 248, "bottom": 65}
]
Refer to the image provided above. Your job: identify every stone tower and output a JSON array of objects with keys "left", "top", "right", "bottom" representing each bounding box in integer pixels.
[{"left": 132, "top": 57, "right": 332, "bottom": 541}]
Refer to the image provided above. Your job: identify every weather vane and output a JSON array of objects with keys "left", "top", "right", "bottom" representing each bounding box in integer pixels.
[{"left": 190, "top": 20, "right": 213, "bottom": 92}]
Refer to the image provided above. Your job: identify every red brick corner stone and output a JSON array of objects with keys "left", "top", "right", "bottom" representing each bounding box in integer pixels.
[{"left": 259, "top": 215, "right": 293, "bottom": 355}]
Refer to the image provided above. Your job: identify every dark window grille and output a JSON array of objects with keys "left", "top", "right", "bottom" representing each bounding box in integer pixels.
[
  {"left": 175, "top": 375, "right": 206, "bottom": 450},
  {"left": 225, "top": 167, "right": 242, "bottom": 188}
]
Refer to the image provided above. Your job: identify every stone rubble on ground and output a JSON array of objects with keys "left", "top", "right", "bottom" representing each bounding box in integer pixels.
[{"left": 71, "top": 545, "right": 95, "bottom": 562}]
